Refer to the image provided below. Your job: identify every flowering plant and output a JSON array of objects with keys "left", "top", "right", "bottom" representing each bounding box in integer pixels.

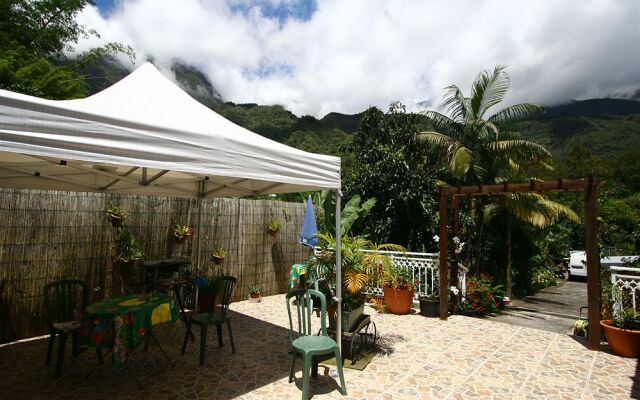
[
  {"left": 458, "top": 274, "right": 500, "bottom": 316},
  {"left": 380, "top": 264, "right": 419, "bottom": 290},
  {"left": 432, "top": 235, "right": 465, "bottom": 255}
]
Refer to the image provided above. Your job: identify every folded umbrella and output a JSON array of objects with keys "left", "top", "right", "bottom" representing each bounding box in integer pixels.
[{"left": 299, "top": 195, "right": 318, "bottom": 247}]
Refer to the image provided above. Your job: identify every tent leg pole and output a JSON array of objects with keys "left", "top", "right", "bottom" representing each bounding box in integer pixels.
[
  {"left": 194, "top": 181, "right": 205, "bottom": 312},
  {"left": 335, "top": 190, "right": 342, "bottom": 355}
]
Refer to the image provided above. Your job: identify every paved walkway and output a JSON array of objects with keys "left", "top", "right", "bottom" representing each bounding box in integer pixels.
[
  {"left": 490, "top": 280, "right": 588, "bottom": 334},
  {"left": 0, "top": 293, "right": 637, "bottom": 399}
]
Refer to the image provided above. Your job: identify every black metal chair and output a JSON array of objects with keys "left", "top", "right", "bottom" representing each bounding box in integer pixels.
[
  {"left": 181, "top": 276, "right": 236, "bottom": 365},
  {"left": 43, "top": 279, "right": 88, "bottom": 378}
]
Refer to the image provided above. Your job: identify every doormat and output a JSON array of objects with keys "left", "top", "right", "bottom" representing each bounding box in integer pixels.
[{"left": 322, "top": 352, "right": 376, "bottom": 371}]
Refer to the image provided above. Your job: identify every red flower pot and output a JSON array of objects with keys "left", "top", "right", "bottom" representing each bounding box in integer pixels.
[
  {"left": 600, "top": 320, "right": 640, "bottom": 358},
  {"left": 383, "top": 287, "right": 414, "bottom": 315}
]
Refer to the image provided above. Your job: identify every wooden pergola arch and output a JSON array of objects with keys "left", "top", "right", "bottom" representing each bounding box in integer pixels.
[{"left": 437, "top": 177, "right": 604, "bottom": 350}]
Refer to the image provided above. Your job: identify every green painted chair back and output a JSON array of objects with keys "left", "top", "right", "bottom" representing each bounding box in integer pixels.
[
  {"left": 43, "top": 280, "right": 88, "bottom": 324},
  {"left": 286, "top": 289, "right": 327, "bottom": 340},
  {"left": 200, "top": 276, "right": 236, "bottom": 315}
]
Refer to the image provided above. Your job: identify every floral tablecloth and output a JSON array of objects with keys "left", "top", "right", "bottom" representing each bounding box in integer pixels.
[
  {"left": 290, "top": 263, "right": 307, "bottom": 289},
  {"left": 80, "top": 294, "right": 179, "bottom": 367}
]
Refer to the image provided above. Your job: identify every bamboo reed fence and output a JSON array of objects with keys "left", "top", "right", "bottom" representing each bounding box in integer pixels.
[{"left": 0, "top": 189, "right": 311, "bottom": 342}]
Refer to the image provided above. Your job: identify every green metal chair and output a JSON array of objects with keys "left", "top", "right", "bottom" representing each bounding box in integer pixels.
[
  {"left": 43, "top": 279, "right": 88, "bottom": 378},
  {"left": 286, "top": 289, "right": 347, "bottom": 400},
  {"left": 182, "top": 275, "right": 236, "bottom": 366}
]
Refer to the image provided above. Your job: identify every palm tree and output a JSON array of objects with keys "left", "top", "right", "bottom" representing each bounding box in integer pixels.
[
  {"left": 484, "top": 192, "right": 580, "bottom": 297},
  {"left": 420, "top": 65, "right": 553, "bottom": 271},
  {"left": 420, "top": 65, "right": 551, "bottom": 183}
]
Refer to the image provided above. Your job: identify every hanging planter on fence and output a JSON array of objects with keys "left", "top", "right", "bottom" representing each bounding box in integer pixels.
[
  {"left": 106, "top": 205, "right": 126, "bottom": 227},
  {"left": 173, "top": 225, "right": 193, "bottom": 244},
  {"left": 210, "top": 248, "right": 227, "bottom": 264},
  {"left": 266, "top": 217, "right": 282, "bottom": 237}
]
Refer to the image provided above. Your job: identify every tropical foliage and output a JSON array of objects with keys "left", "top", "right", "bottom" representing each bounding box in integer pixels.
[
  {"left": 0, "top": 0, "right": 133, "bottom": 99},
  {"left": 416, "top": 66, "right": 584, "bottom": 297},
  {"left": 459, "top": 274, "right": 502, "bottom": 316},
  {"left": 484, "top": 191, "right": 580, "bottom": 296},
  {"left": 342, "top": 102, "right": 442, "bottom": 248},
  {"left": 419, "top": 65, "right": 551, "bottom": 185},
  {"left": 308, "top": 233, "right": 405, "bottom": 312},
  {"left": 311, "top": 190, "right": 376, "bottom": 237}
]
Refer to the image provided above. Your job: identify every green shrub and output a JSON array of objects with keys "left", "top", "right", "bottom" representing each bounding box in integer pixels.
[
  {"left": 530, "top": 266, "right": 557, "bottom": 292},
  {"left": 459, "top": 274, "right": 501, "bottom": 316}
]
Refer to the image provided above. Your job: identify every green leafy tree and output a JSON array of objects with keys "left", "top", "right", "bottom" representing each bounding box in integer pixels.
[
  {"left": 559, "top": 143, "right": 608, "bottom": 180},
  {"left": 485, "top": 192, "right": 579, "bottom": 296},
  {"left": 420, "top": 66, "right": 550, "bottom": 184},
  {"left": 0, "top": 0, "right": 133, "bottom": 99},
  {"left": 342, "top": 102, "right": 442, "bottom": 249},
  {"left": 420, "top": 66, "right": 553, "bottom": 270},
  {"left": 613, "top": 148, "right": 640, "bottom": 194}
]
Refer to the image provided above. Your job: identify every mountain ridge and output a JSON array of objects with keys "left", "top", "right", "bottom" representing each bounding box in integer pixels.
[{"left": 80, "top": 59, "right": 640, "bottom": 162}]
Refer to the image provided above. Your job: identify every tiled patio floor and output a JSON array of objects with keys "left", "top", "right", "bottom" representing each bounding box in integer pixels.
[{"left": 0, "top": 294, "right": 638, "bottom": 399}]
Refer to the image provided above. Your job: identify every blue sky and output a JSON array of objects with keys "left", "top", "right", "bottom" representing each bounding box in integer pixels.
[
  {"left": 94, "top": 0, "right": 317, "bottom": 22},
  {"left": 93, "top": 0, "right": 116, "bottom": 15}
]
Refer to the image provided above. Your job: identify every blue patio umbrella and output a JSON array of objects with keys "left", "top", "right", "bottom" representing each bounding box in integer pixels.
[{"left": 299, "top": 195, "right": 318, "bottom": 247}]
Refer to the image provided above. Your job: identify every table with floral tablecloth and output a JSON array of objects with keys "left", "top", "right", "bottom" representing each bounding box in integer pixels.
[{"left": 80, "top": 294, "right": 179, "bottom": 367}]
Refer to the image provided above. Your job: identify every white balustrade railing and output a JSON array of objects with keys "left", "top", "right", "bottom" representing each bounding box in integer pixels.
[
  {"left": 362, "top": 250, "right": 439, "bottom": 297},
  {"left": 610, "top": 261, "right": 640, "bottom": 314},
  {"left": 312, "top": 248, "right": 465, "bottom": 299},
  {"left": 360, "top": 250, "right": 468, "bottom": 299}
]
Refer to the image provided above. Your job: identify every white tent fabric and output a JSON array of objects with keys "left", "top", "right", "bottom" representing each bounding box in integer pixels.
[
  {"left": 0, "top": 62, "right": 340, "bottom": 197},
  {"left": 0, "top": 62, "right": 345, "bottom": 350}
]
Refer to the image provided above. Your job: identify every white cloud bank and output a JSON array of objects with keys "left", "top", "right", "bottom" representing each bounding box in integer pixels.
[{"left": 76, "top": 0, "right": 640, "bottom": 117}]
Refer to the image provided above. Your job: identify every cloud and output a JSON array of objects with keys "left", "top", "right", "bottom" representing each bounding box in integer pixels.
[{"left": 75, "top": 0, "right": 640, "bottom": 117}]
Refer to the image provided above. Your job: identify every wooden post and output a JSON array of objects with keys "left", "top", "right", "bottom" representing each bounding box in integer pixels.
[
  {"left": 585, "top": 176, "right": 601, "bottom": 350},
  {"left": 439, "top": 189, "right": 449, "bottom": 320},
  {"left": 451, "top": 196, "right": 460, "bottom": 301}
]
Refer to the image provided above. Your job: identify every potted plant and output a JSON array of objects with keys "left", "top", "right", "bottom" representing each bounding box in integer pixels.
[
  {"left": 457, "top": 274, "right": 500, "bottom": 317},
  {"left": 247, "top": 282, "right": 261, "bottom": 302},
  {"left": 418, "top": 293, "right": 439, "bottom": 317},
  {"left": 380, "top": 264, "right": 416, "bottom": 315},
  {"left": 112, "top": 230, "right": 144, "bottom": 294},
  {"left": 210, "top": 248, "right": 227, "bottom": 264},
  {"left": 266, "top": 218, "right": 282, "bottom": 237},
  {"left": 600, "top": 287, "right": 640, "bottom": 357},
  {"left": 573, "top": 319, "right": 588, "bottom": 338},
  {"left": 173, "top": 224, "right": 193, "bottom": 244},
  {"left": 308, "top": 234, "right": 403, "bottom": 332},
  {"left": 106, "top": 204, "right": 126, "bottom": 227}
]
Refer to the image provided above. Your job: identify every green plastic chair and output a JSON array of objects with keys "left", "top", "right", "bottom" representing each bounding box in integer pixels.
[
  {"left": 43, "top": 279, "right": 88, "bottom": 379},
  {"left": 286, "top": 289, "right": 346, "bottom": 400},
  {"left": 182, "top": 275, "right": 236, "bottom": 366}
]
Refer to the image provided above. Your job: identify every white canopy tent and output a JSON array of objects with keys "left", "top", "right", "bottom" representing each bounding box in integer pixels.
[{"left": 0, "top": 62, "right": 345, "bottom": 344}]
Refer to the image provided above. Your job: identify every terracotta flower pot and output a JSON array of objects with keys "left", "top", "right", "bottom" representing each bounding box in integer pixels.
[
  {"left": 383, "top": 287, "right": 414, "bottom": 315},
  {"left": 174, "top": 236, "right": 187, "bottom": 244},
  {"left": 249, "top": 293, "right": 261, "bottom": 303},
  {"left": 267, "top": 227, "right": 279, "bottom": 237},
  {"left": 600, "top": 319, "right": 640, "bottom": 358},
  {"left": 109, "top": 215, "right": 124, "bottom": 227},
  {"left": 211, "top": 255, "right": 224, "bottom": 264}
]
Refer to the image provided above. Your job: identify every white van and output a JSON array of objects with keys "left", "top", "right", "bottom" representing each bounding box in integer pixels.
[
  {"left": 568, "top": 250, "right": 586, "bottom": 278},
  {"left": 567, "top": 251, "right": 638, "bottom": 279}
]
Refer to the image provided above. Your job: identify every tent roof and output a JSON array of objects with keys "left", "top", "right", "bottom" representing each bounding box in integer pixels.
[{"left": 0, "top": 63, "right": 341, "bottom": 198}]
